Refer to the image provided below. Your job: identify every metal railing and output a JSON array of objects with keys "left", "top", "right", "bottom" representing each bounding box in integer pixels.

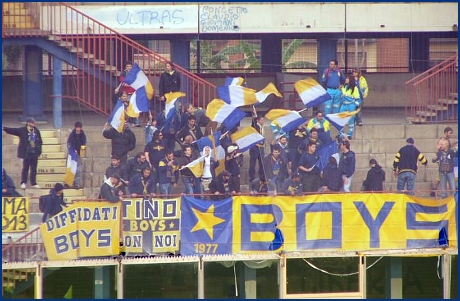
[
  {"left": 2, "top": 226, "right": 45, "bottom": 263},
  {"left": 2, "top": 2, "right": 217, "bottom": 116},
  {"left": 405, "top": 54, "right": 458, "bottom": 123}
]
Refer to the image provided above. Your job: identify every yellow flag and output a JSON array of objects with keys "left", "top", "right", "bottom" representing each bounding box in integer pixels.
[{"left": 64, "top": 285, "right": 73, "bottom": 299}]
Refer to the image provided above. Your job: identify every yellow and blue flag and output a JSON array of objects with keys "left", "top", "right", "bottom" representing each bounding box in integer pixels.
[
  {"left": 107, "top": 99, "right": 125, "bottom": 133},
  {"left": 315, "top": 140, "right": 339, "bottom": 171},
  {"left": 225, "top": 76, "right": 244, "bottom": 86},
  {"left": 265, "top": 109, "right": 308, "bottom": 132},
  {"left": 123, "top": 63, "right": 154, "bottom": 117},
  {"left": 325, "top": 108, "right": 360, "bottom": 131},
  {"left": 294, "top": 78, "right": 331, "bottom": 108},
  {"left": 165, "top": 91, "right": 186, "bottom": 122},
  {"left": 205, "top": 99, "right": 246, "bottom": 131},
  {"left": 230, "top": 126, "right": 265, "bottom": 153},
  {"left": 180, "top": 156, "right": 205, "bottom": 178},
  {"left": 217, "top": 83, "right": 282, "bottom": 107},
  {"left": 64, "top": 146, "right": 79, "bottom": 187}
]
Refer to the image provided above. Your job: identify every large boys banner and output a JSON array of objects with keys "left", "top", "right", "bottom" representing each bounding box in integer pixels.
[
  {"left": 180, "top": 194, "right": 458, "bottom": 255},
  {"left": 122, "top": 198, "right": 181, "bottom": 254},
  {"left": 2, "top": 197, "right": 29, "bottom": 232},
  {"left": 41, "top": 202, "right": 121, "bottom": 261}
]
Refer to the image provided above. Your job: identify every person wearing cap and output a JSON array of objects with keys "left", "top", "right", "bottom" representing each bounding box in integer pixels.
[
  {"left": 352, "top": 68, "right": 369, "bottom": 127},
  {"left": 3, "top": 118, "right": 43, "bottom": 189},
  {"left": 362, "top": 159, "right": 386, "bottom": 192},
  {"left": 41, "top": 183, "right": 67, "bottom": 222},
  {"left": 339, "top": 140, "right": 356, "bottom": 192},
  {"left": 393, "top": 138, "right": 428, "bottom": 195},
  {"left": 66, "top": 121, "right": 87, "bottom": 189},
  {"left": 225, "top": 144, "right": 243, "bottom": 193},
  {"left": 282, "top": 173, "right": 303, "bottom": 196},
  {"left": 2, "top": 168, "right": 22, "bottom": 197},
  {"left": 103, "top": 121, "right": 136, "bottom": 164},
  {"left": 99, "top": 173, "right": 123, "bottom": 203},
  {"left": 209, "top": 170, "right": 233, "bottom": 200}
]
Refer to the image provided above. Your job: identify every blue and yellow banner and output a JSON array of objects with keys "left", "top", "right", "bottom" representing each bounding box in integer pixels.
[
  {"left": 122, "top": 198, "right": 181, "bottom": 254},
  {"left": 2, "top": 197, "right": 29, "bottom": 232},
  {"left": 180, "top": 194, "right": 458, "bottom": 255},
  {"left": 41, "top": 201, "right": 121, "bottom": 261}
]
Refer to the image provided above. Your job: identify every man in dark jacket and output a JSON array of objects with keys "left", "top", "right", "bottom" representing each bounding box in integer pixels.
[
  {"left": 282, "top": 173, "right": 303, "bottom": 196},
  {"left": 3, "top": 118, "right": 43, "bottom": 189},
  {"left": 320, "top": 156, "right": 343, "bottom": 192},
  {"left": 209, "top": 170, "right": 233, "bottom": 200},
  {"left": 67, "top": 121, "right": 87, "bottom": 188},
  {"left": 2, "top": 168, "right": 22, "bottom": 197},
  {"left": 159, "top": 62, "right": 181, "bottom": 102},
  {"left": 42, "top": 183, "right": 67, "bottom": 222},
  {"left": 102, "top": 123, "right": 136, "bottom": 164},
  {"left": 99, "top": 173, "right": 123, "bottom": 203},
  {"left": 339, "top": 140, "right": 356, "bottom": 192},
  {"left": 176, "top": 115, "right": 203, "bottom": 144},
  {"left": 124, "top": 152, "right": 150, "bottom": 183},
  {"left": 362, "top": 159, "right": 386, "bottom": 192},
  {"left": 264, "top": 145, "right": 288, "bottom": 193},
  {"left": 128, "top": 167, "right": 156, "bottom": 198}
]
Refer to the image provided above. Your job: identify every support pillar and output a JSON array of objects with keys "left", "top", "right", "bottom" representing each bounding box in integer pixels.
[
  {"left": 170, "top": 39, "right": 191, "bottom": 106},
  {"left": 20, "top": 45, "right": 47, "bottom": 122},
  {"left": 261, "top": 36, "right": 282, "bottom": 73},
  {"left": 317, "top": 38, "right": 339, "bottom": 80},
  {"left": 409, "top": 33, "right": 429, "bottom": 72},
  {"left": 34, "top": 264, "right": 43, "bottom": 299},
  {"left": 116, "top": 263, "right": 123, "bottom": 299},
  {"left": 53, "top": 56, "right": 63, "bottom": 128},
  {"left": 278, "top": 256, "right": 287, "bottom": 299},
  {"left": 237, "top": 262, "right": 257, "bottom": 299},
  {"left": 442, "top": 254, "right": 451, "bottom": 299},
  {"left": 94, "top": 266, "right": 111, "bottom": 299},
  {"left": 385, "top": 257, "right": 403, "bottom": 299},
  {"left": 197, "top": 257, "right": 204, "bottom": 299}
]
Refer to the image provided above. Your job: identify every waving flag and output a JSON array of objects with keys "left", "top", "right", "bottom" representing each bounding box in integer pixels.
[
  {"left": 64, "top": 147, "right": 79, "bottom": 187},
  {"left": 294, "top": 78, "right": 331, "bottom": 108},
  {"left": 123, "top": 63, "right": 154, "bottom": 117},
  {"left": 165, "top": 91, "right": 186, "bottom": 122},
  {"left": 230, "top": 126, "right": 265, "bottom": 153},
  {"left": 217, "top": 83, "right": 282, "bottom": 107},
  {"left": 180, "top": 156, "right": 205, "bottom": 178},
  {"left": 315, "top": 140, "right": 339, "bottom": 171},
  {"left": 206, "top": 99, "right": 246, "bottom": 131},
  {"left": 196, "top": 132, "right": 222, "bottom": 153},
  {"left": 265, "top": 109, "right": 308, "bottom": 133},
  {"left": 108, "top": 99, "right": 125, "bottom": 133},
  {"left": 325, "top": 108, "right": 361, "bottom": 131},
  {"left": 225, "top": 76, "right": 244, "bottom": 86}
]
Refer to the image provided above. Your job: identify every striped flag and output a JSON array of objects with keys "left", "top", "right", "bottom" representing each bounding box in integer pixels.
[
  {"left": 205, "top": 99, "right": 246, "bottom": 131},
  {"left": 165, "top": 91, "right": 186, "bottom": 122},
  {"left": 217, "top": 82, "right": 282, "bottom": 107},
  {"left": 294, "top": 78, "right": 331, "bottom": 108},
  {"left": 214, "top": 145, "right": 226, "bottom": 176},
  {"left": 180, "top": 156, "right": 205, "bottom": 178},
  {"left": 225, "top": 76, "right": 244, "bottom": 86},
  {"left": 230, "top": 126, "right": 265, "bottom": 153},
  {"left": 325, "top": 109, "right": 361, "bottom": 131},
  {"left": 64, "top": 147, "right": 79, "bottom": 187},
  {"left": 123, "top": 63, "right": 154, "bottom": 117},
  {"left": 108, "top": 99, "right": 125, "bottom": 133},
  {"left": 265, "top": 109, "right": 308, "bottom": 133},
  {"left": 315, "top": 140, "right": 339, "bottom": 171},
  {"left": 196, "top": 132, "right": 222, "bottom": 153}
]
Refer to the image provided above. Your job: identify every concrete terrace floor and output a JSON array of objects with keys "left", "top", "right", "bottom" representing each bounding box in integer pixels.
[{"left": 1, "top": 107, "right": 408, "bottom": 129}]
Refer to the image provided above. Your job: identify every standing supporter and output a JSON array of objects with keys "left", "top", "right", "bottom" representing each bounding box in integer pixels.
[
  {"left": 102, "top": 122, "right": 136, "bottom": 164},
  {"left": 320, "top": 59, "right": 346, "bottom": 114},
  {"left": 432, "top": 137, "right": 457, "bottom": 198},
  {"left": 128, "top": 167, "right": 156, "bottom": 198},
  {"left": 182, "top": 103, "right": 216, "bottom": 136},
  {"left": 249, "top": 107, "right": 265, "bottom": 182},
  {"left": 159, "top": 61, "right": 182, "bottom": 111},
  {"left": 320, "top": 156, "right": 343, "bottom": 192},
  {"left": 115, "top": 63, "right": 140, "bottom": 127},
  {"left": 3, "top": 118, "right": 42, "bottom": 189},
  {"left": 271, "top": 135, "right": 291, "bottom": 175},
  {"left": 201, "top": 146, "right": 219, "bottom": 195},
  {"left": 282, "top": 173, "right": 303, "bottom": 196},
  {"left": 2, "top": 168, "right": 22, "bottom": 197},
  {"left": 125, "top": 152, "right": 150, "bottom": 183},
  {"left": 393, "top": 138, "right": 428, "bottom": 195},
  {"left": 352, "top": 68, "right": 369, "bottom": 126},
  {"left": 298, "top": 142, "right": 321, "bottom": 193},
  {"left": 249, "top": 177, "right": 269, "bottom": 195},
  {"left": 176, "top": 115, "right": 203, "bottom": 144},
  {"left": 41, "top": 183, "right": 67, "bottom": 222},
  {"left": 209, "top": 170, "right": 233, "bottom": 201},
  {"left": 105, "top": 154, "right": 127, "bottom": 194},
  {"left": 179, "top": 145, "right": 200, "bottom": 195},
  {"left": 339, "top": 75, "right": 361, "bottom": 140},
  {"left": 362, "top": 158, "right": 386, "bottom": 192},
  {"left": 158, "top": 151, "right": 179, "bottom": 197},
  {"left": 145, "top": 118, "right": 158, "bottom": 144},
  {"left": 66, "top": 121, "right": 87, "bottom": 188},
  {"left": 264, "top": 145, "right": 288, "bottom": 193},
  {"left": 306, "top": 111, "right": 332, "bottom": 143},
  {"left": 144, "top": 130, "right": 167, "bottom": 190},
  {"left": 225, "top": 144, "right": 243, "bottom": 194},
  {"left": 156, "top": 107, "right": 181, "bottom": 153},
  {"left": 288, "top": 124, "right": 308, "bottom": 172},
  {"left": 298, "top": 128, "right": 323, "bottom": 156},
  {"left": 339, "top": 140, "right": 356, "bottom": 192},
  {"left": 99, "top": 173, "right": 123, "bottom": 202}
]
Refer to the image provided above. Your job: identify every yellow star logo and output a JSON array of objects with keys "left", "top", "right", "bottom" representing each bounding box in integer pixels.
[
  {"left": 191, "top": 204, "right": 225, "bottom": 240},
  {"left": 169, "top": 221, "right": 175, "bottom": 229}
]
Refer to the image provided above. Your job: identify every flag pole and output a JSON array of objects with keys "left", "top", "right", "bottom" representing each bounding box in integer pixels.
[{"left": 210, "top": 129, "right": 217, "bottom": 159}]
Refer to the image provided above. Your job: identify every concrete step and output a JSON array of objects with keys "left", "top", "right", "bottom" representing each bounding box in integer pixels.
[
  {"left": 416, "top": 110, "right": 437, "bottom": 117},
  {"left": 4, "top": 2, "right": 26, "bottom": 9},
  {"left": 36, "top": 173, "right": 65, "bottom": 182},
  {"left": 37, "top": 159, "right": 67, "bottom": 167},
  {"left": 438, "top": 98, "right": 458, "bottom": 105},
  {"left": 2, "top": 15, "right": 32, "bottom": 23},
  {"left": 24, "top": 188, "right": 85, "bottom": 197},
  {"left": 42, "top": 144, "right": 62, "bottom": 152},
  {"left": 39, "top": 152, "right": 66, "bottom": 159},
  {"left": 37, "top": 166, "right": 67, "bottom": 174},
  {"left": 58, "top": 41, "right": 73, "bottom": 48},
  {"left": 41, "top": 137, "right": 60, "bottom": 145},
  {"left": 426, "top": 104, "right": 448, "bottom": 112},
  {"left": 2, "top": 8, "right": 28, "bottom": 15},
  {"left": 3, "top": 22, "right": 35, "bottom": 29},
  {"left": 449, "top": 93, "right": 458, "bottom": 99}
]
